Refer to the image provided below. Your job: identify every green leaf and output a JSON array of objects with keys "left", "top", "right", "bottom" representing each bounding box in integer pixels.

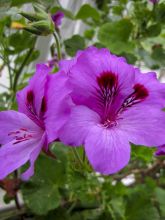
[
  {"left": 9, "top": 32, "right": 35, "bottom": 53},
  {"left": 156, "top": 3, "right": 165, "bottom": 23},
  {"left": 36, "top": 207, "right": 71, "bottom": 220},
  {"left": 138, "top": 48, "right": 159, "bottom": 69},
  {"left": 155, "top": 187, "right": 165, "bottom": 217},
  {"left": 120, "top": 52, "right": 137, "bottom": 64},
  {"left": 23, "top": 183, "right": 61, "bottom": 215},
  {"left": 110, "top": 197, "right": 126, "bottom": 220},
  {"left": 11, "top": 0, "right": 34, "bottom": 6},
  {"left": 15, "top": 50, "right": 40, "bottom": 65},
  {"left": 146, "top": 24, "right": 161, "bottom": 37},
  {"left": 22, "top": 152, "right": 67, "bottom": 215},
  {"left": 64, "top": 35, "right": 85, "bottom": 56},
  {"left": 151, "top": 45, "right": 165, "bottom": 67},
  {"left": 98, "top": 19, "right": 134, "bottom": 54},
  {"left": 131, "top": 145, "right": 155, "bottom": 163},
  {"left": 76, "top": 4, "right": 100, "bottom": 21},
  {"left": 98, "top": 19, "right": 133, "bottom": 42},
  {"left": 126, "top": 186, "right": 160, "bottom": 220},
  {"left": 112, "top": 5, "right": 124, "bottom": 15},
  {"left": 84, "top": 29, "right": 95, "bottom": 40}
]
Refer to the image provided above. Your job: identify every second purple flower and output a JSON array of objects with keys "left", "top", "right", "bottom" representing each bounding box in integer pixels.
[{"left": 58, "top": 47, "right": 165, "bottom": 175}]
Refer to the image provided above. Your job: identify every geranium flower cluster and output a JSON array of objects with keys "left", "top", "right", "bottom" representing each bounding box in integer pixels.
[{"left": 0, "top": 47, "right": 165, "bottom": 180}]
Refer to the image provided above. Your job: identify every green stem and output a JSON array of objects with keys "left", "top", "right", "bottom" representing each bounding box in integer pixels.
[
  {"left": 83, "top": 148, "right": 86, "bottom": 162},
  {"left": 53, "top": 32, "right": 62, "bottom": 60},
  {"left": 6, "top": 56, "right": 13, "bottom": 90},
  {"left": 13, "top": 47, "right": 34, "bottom": 93},
  {"left": 72, "top": 148, "right": 84, "bottom": 167}
]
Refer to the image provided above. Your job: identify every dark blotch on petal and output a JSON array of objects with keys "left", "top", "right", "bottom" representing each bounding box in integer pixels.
[
  {"left": 41, "top": 96, "right": 47, "bottom": 113},
  {"left": 27, "top": 90, "right": 34, "bottom": 104},
  {"left": 97, "top": 72, "right": 118, "bottom": 90},
  {"left": 134, "top": 83, "right": 149, "bottom": 100}
]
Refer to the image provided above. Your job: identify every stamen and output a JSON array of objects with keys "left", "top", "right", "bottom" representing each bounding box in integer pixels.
[
  {"left": 8, "top": 128, "right": 33, "bottom": 145},
  {"left": 101, "top": 119, "right": 118, "bottom": 129},
  {"left": 119, "top": 83, "right": 148, "bottom": 113}
]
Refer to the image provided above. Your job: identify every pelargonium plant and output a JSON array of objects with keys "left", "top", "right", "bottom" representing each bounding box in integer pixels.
[
  {"left": 0, "top": 47, "right": 165, "bottom": 179},
  {"left": 0, "top": 1, "right": 165, "bottom": 219}
]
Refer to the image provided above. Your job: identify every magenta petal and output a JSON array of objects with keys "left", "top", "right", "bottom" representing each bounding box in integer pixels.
[
  {"left": 44, "top": 72, "right": 73, "bottom": 142},
  {"left": 0, "top": 138, "right": 42, "bottom": 180},
  {"left": 85, "top": 126, "right": 131, "bottom": 175},
  {"left": 51, "top": 11, "right": 64, "bottom": 27},
  {"left": 119, "top": 107, "right": 165, "bottom": 146},
  {"left": 0, "top": 110, "right": 41, "bottom": 145},
  {"left": 21, "top": 134, "right": 46, "bottom": 180},
  {"left": 68, "top": 47, "right": 135, "bottom": 115},
  {"left": 59, "top": 50, "right": 82, "bottom": 74},
  {"left": 59, "top": 105, "right": 100, "bottom": 146},
  {"left": 16, "top": 64, "right": 51, "bottom": 118},
  {"left": 155, "top": 145, "right": 165, "bottom": 156},
  {"left": 134, "top": 68, "right": 165, "bottom": 108}
]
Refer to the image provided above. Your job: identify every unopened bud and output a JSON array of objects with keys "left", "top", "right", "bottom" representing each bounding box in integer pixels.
[
  {"left": 24, "top": 18, "right": 54, "bottom": 36},
  {"left": 23, "top": 26, "right": 42, "bottom": 35},
  {"left": 20, "top": 12, "right": 43, "bottom": 22},
  {"left": 31, "top": 19, "right": 54, "bottom": 35}
]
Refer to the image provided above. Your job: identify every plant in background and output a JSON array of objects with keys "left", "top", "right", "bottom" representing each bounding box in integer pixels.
[{"left": 0, "top": 0, "right": 164, "bottom": 220}]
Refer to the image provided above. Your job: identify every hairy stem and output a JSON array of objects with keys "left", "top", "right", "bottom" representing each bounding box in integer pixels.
[
  {"left": 13, "top": 47, "right": 34, "bottom": 93},
  {"left": 53, "top": 32, "right": 62, "bottom": 60}
]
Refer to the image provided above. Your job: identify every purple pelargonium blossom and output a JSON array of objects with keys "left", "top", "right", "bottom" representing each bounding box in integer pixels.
[
  {"left": 51, "top": 11, "right": 64, "bottom": 27},
  {"left": 0, "top": 64, "right": 69, "bottom": 180},
  {"left": 155, "top": 145, "right": 165, "bottom": 156},
  {"left": 58, "top": 47, "right": 165, "bottom": 175}
]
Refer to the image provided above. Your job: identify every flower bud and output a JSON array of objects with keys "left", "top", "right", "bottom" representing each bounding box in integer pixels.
[
  {"left": 20, "top": 4, "right": 55, "bottom": 36},
  {"left": 51, "top": 11, "right": 64, "bottom": 28},
  {"left": 20, "top": 12, "right": 45, "bottom": 22}
]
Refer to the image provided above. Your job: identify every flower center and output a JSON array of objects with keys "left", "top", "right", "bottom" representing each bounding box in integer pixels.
[
  {"left": 102, "top": 119, "right": 118, "bottom": 128},
  {"left": 96, "top": 73, "right": 149, "bottom": 129},
  {"left": 8, "top": 128, "right": 33, "bottom": 145}
]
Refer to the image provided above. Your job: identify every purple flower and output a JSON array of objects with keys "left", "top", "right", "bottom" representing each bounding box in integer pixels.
[
  {"left": 155, "top": 145, "right": 165, "bottom": 156},
  {"left": 47, "top": 57, "right": 58, "bottom": 68},
  {"left": 58, "top": 47, "right": 165, "bottom": 175},
  {"left": 51, "top": 11, "right": 64, "bottom": 27},
  {"left": 0, "top": 64, "right": 69, "bottom": 180},
  {"left": 149, "top": 0, "right": 159, "bottom": 4}
]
